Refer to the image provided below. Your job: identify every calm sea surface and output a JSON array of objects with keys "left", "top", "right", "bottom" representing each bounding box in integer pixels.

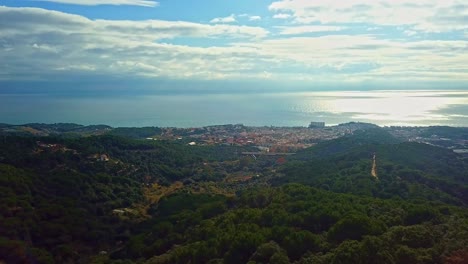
[{"left": 1, "top": 90, "right": 468, "bottom": 127}]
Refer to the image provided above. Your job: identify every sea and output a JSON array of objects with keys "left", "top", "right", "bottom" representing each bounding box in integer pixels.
[{"left": 1, "top": 90, "right": 468, "bottom": 127}]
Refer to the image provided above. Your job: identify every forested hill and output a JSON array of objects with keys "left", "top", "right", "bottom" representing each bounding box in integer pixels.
[
  {"left": 292, "top": 128, "right": 402, "bottom": 160},
  {"left": 1, "top": 128, "right": 468, "bottom": 263},
  {"left": 0, "top": 134, "right": 251, "bottom": 263},
  {"left": 278, "top": 128, "right": 468, "bottom": 205}
]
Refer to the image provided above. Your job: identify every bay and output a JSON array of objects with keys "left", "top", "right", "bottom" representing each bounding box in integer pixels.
[{"left": 1, "top": 90, "right": 468, "bottom": 127}]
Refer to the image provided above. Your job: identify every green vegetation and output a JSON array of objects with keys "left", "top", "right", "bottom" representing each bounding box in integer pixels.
[
  {"left": 108, "top": 127, "right": 163, "bottom": 139},
  {"left": 421, "top": 126, "right": 468, "bottom": 140},
  {"left": 1, "top": 127, "right": 467, "bottom": 263},
  {"left": 112, "top": 185, "right": 468, "bottom": 264},
  {"left": 279, "top": 129, "right": 468, "bottom": 205}
]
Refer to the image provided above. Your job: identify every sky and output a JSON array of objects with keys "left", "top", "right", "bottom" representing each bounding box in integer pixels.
[{"left": 1, "top": 0, "right": 467, "bottom": 93}]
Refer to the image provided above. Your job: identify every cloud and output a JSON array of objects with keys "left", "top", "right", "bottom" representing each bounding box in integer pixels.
[
  {"left": 269, "top": 0, "right": 468, "bottom": 32},
  {"left": 404, "top": 30, "right": 417, "bottom": 36},
  {"left": 273, "top": 13, "right": 291, "bottom": 19},
  {"left": 278, "top": 25, "right": 344, "bottom": 35},
  {"left": 238, "top": 14, "right": 262, "bottom": 21},
  {"left": 33, "top": 0, "right": 159, "bottom": 7},
  {"left": 210, "top": 14, "right": 236, "bottom": 24},
  {"left": 0, "top": 6, "right": 467, "bottom": 86},
  {"left": 232, "top": 35, "right": 468, "bottom": 82},
  {"left": 249, "top": 16, "right": 261, "bottom": 21},
  {"left": 0, "top": 7, "right": 267, "bottom": 40},
  {"left": 0, "top": 7, "right": 270, "bottom": 81}
]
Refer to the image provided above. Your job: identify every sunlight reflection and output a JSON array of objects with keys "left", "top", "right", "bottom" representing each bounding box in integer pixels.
[{"left": 299, "top": 90, "right": 468, "bottom": 125}]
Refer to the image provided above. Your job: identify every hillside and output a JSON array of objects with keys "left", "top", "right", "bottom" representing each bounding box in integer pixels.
[
  {"left": 0, "top": 127, "right": 467, "bottom": 263},
  {"left": 292, "top": 128, "right": 402, "bottom": 160},
  {"left": 113, "top": 185, "right": 468, "bottom": 264},
  {"left": 277, "top": 128, "right": 468, "bottom": 205}
]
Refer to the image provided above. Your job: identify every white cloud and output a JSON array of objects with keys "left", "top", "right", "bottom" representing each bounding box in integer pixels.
[
  {"left": 1, "top": 6, "right": 467, "bottom": 84},
  {"left": 210, "top": 14, "right": 236, "bottom": 24},
  {"left": 0, "top": 7, "right": 267, "bottom": 40},
  {"left": 249, "top": 16, "right": 261, "bottom": 21},
  {"left": 233, "top": 35, "right": 468, "bottom": 82},
  {"left": 0, "top": 7, "right": 269, "bottom": 81},
  {"left": 404, "top": 30, "right": 417, "bottom": 36},
  {"left": 273, "top": 13, "right": 291, "bottom": 19},
  {"left": 278, "top": 25, "right": 344, "bottom": 35},
  {"left": 34, "top": 0, "right": 159, "bottom": 7},
  {"left": 238, "top": 14, "right": 262, "bottom": 21},
  {"left": 269, "top": 0, "right": 468, "bottom": 32}
]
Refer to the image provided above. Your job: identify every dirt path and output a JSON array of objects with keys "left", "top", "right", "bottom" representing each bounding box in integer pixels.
[{"left": 371, "top": 153, "right": 378, "bottom": 179}]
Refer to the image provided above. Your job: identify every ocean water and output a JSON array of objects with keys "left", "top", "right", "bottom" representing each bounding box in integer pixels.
[{"left": 1, "top": 90, "right": 468, "bottom": 127}]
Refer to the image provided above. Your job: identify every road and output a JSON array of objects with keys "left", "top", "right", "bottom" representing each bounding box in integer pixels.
[{"left": 371, "top": 153, "right": 378, "bottom": 179}]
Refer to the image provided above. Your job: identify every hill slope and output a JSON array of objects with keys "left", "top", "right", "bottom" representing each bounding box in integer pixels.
[
  {"left": 1, "top": 128, "right": 467, "bottom": 263},
  {"left": 276, "top": 128, "right": 468, "bottom": 205}
]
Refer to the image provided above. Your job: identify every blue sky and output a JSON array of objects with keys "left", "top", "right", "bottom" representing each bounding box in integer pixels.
[{"left": 1, "top": 0, "right": 467, "bottom": 93}]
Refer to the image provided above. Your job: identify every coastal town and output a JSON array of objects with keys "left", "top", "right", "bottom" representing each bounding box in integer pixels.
[
  {"left": 149, "top": 122, "right": 468, "bottom": 155},
  {"left": 1, "top": 122, "right": 467, "bottom": 155},
  {"left": 150, "top": 122, "right": 378, "bottom": 153}
]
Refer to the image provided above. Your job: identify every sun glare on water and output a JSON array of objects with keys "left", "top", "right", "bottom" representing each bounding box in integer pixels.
[{"left": 299, "top": 90, "right": 468, "bottom": 126}]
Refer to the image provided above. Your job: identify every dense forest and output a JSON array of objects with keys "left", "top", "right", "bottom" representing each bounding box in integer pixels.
[{"left": 1, "top": 126, "right": 467, "bottom": 263}]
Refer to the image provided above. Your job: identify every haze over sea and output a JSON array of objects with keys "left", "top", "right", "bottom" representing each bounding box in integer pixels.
[{"left": 2, "top": 90, "right": 468, "bottom": 128}]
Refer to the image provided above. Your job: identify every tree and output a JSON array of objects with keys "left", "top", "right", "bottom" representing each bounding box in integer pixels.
[
  {"left": 250, "top": 241, "right": 286, "bottom": 263},
  {"left": 328, "top": 214, "right": 385, "bottom": 242},
  {"left": 330, "top": 240, "right": 362, "bottom": 264},
  {"left": 282, "top": 231, "right": 320, "bottom": 260}
]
